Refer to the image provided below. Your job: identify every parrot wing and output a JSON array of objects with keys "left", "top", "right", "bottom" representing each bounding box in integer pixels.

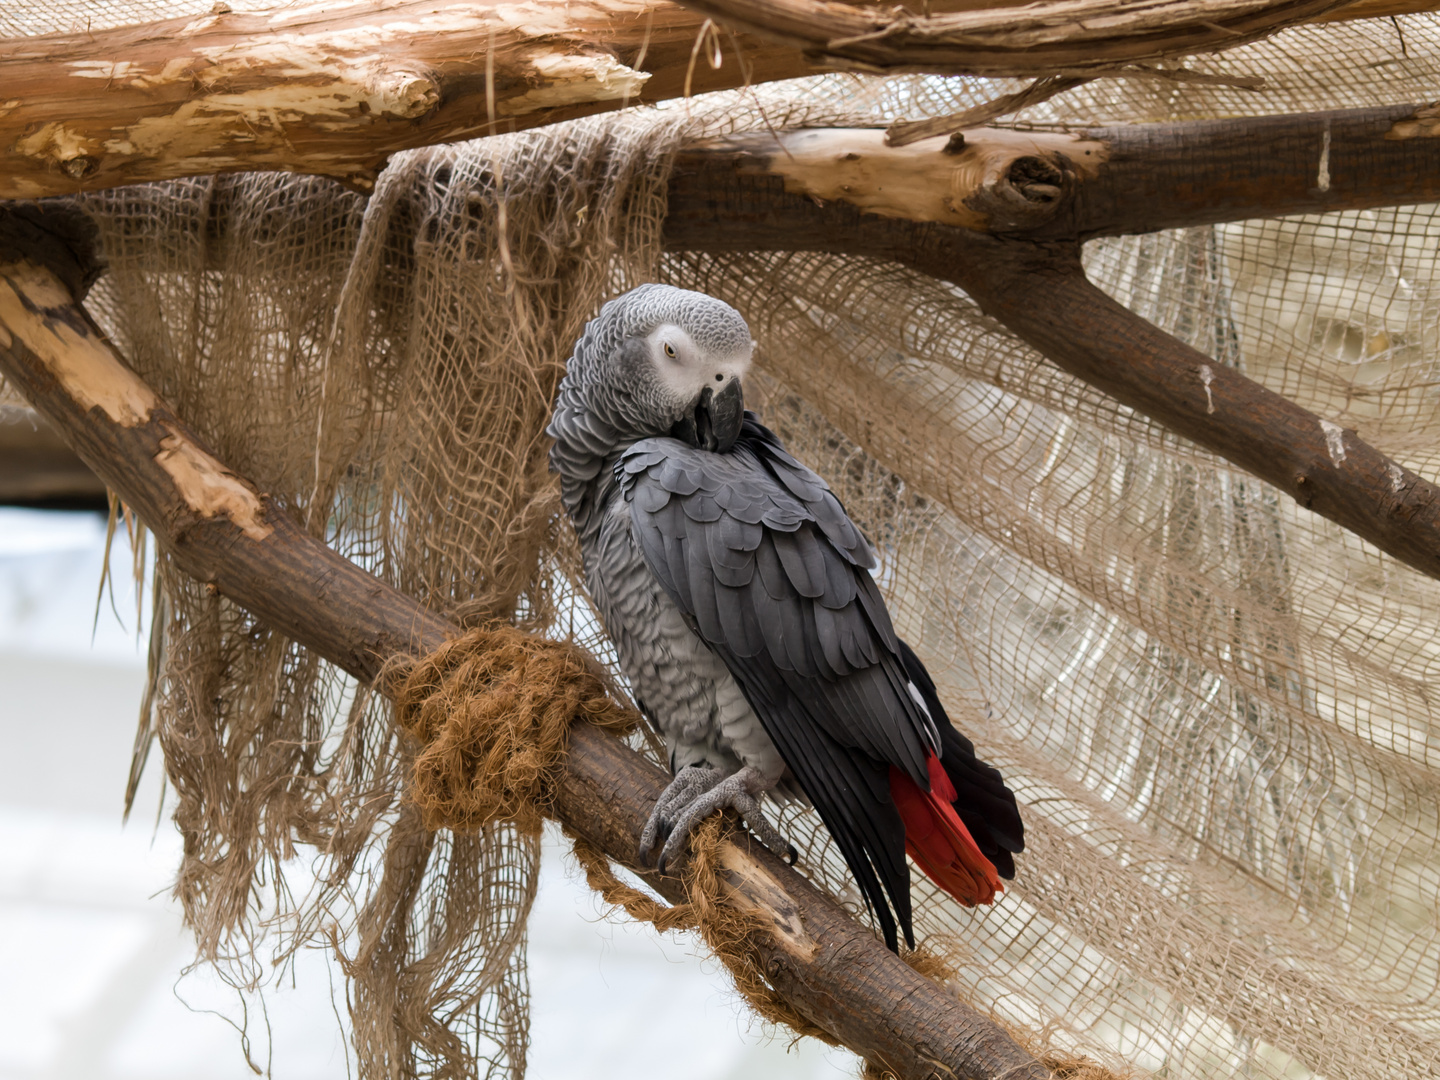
[{"left": 618, "top": 414, "right": 1016, "bottom": 949}]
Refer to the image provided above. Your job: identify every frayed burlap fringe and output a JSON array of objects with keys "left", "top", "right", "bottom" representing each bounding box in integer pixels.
[{"left": 390, "top": 626, "right": 638, "bottom": 833}]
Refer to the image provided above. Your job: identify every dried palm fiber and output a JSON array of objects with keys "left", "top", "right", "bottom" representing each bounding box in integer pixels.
[
  {"left": 4, "top": 2, "right": 1440, "bottom": 1077},
  {"left": 389, "top": 626, "right": 638, "bottom": 835}
]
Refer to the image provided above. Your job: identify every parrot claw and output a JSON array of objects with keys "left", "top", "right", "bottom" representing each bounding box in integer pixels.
[
  {"left": 639, "top": 764, "right": 723, "bottom": 864},
  {"left": 642, "top": 764, "right": 794, "bottom": 873}
]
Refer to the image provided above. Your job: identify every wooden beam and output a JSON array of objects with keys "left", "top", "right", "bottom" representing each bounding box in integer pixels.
[
  {"left": 670, "top": 0, "right": 1354, "bottom": 75},
  {"left": 663, "top": 132, "right": 1440, "bottom": 584},
  {"left": 0, "top": 202, "right": 1051, "bottom": 1080},
  {"left": 1, "top": 0, "right": 1433, "bottom": 200}
]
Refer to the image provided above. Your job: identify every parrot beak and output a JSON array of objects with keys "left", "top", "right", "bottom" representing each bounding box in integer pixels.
[{"left": 673, "top": 378, "right": 744, "bottom": 453}]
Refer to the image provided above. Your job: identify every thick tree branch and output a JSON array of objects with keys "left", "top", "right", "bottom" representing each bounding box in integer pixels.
[
  {"left": 0, "top": 205, "right": 1049, "bottom": 1080},
  {"left": 0, "top": 0, "right": 811, "bottom": 199},
  {"left": 675, "top": 104, "right": 1440, "bottom": 243},
  {"left": 1, "top": 0, "right": 1434, "bottom": 200},
  {"left": 670, "top": 0, "right": 1352, "bottom": 75},
  {"left": 664, "top": 138, "right": 1440, "bottom": 584}
]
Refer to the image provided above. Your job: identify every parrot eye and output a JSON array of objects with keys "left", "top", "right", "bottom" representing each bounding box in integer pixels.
[
  {"left": 715, "top": 374, "right": 724, "bottom": 382},
  {"left": 663, "top": 342, "right": 677, "bottom": 359}
]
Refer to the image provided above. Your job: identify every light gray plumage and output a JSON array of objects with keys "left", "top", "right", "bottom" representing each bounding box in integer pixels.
[
  {"left": 548, "top": 285, "right": 793, "bottom": 849},
  {"left": 546, "top": 284, "right": 1023, "bottom": 952}
]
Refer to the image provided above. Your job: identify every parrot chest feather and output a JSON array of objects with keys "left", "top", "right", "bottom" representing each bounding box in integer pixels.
[{"left": 586, "top": 492, "right": 787, "bottom": 782}]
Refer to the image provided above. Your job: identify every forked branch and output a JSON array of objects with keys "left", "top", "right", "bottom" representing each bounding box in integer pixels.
[{"left": 665, "top": 123, "right": 1440, "bottom": 583}]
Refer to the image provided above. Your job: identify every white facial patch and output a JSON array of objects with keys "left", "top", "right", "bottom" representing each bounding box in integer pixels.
[{"left": 645, "top": 323, "right": 753, "bottom": 407}]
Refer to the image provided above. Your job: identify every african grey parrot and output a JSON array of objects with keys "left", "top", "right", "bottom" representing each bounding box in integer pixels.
[{"left": 546, "top": 284, "right": 1024, "bottom": 951}]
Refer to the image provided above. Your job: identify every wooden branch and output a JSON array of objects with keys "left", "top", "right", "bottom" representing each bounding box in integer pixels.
[
  {"left": 674, "top": 103, "right": 1440, "bottom": 243},
  {"left": 664, "top": 137, "right": 1440, "bottom": 584},
  {"left": 0, "top": 404, "right": 107, "bottom": 507},
  {"left": 1316, "top": 0, "right": 1440, "bottom": 17},
  {"left": 1, "top": 0, "right": 1434, "bottom": 201},
  {"left": 0, "top": 204, "right": 1050, "bottom": 1080},
  {"left": 953, "top": 254, "right": 1440, "bottom": 580},
  {"left": 0, "top": 0, "right": 811, "bottom": 199},
  {"left": 669, "top": 0, "right": 1352, "bottom": 75}
]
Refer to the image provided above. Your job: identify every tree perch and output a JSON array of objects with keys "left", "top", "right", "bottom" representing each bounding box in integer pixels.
[
  {"left": 0, "top": 205, "right": 1050, "bottom": 1080},
  {"left": 664, "top": 115, "right": 1440, "bottom": 583},
  {"left": 1, "top": 0, "right": 1435, "bottom": 200}
]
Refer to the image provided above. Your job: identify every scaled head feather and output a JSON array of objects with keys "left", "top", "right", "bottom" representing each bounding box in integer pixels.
[{"left": 548, "top": 285, "right": 755, "bottom": 474}]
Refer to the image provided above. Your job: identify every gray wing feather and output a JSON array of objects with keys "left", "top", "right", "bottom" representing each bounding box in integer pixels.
[
  {"left": 618, "top": 421, "right": 933, "bottom": 771},
  {"left": 616, "top": 416, "right": 942, "bottom": 953}
]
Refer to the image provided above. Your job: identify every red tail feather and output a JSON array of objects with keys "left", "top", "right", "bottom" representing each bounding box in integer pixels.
[{"left": 889, "top": 753, "right": 1002, "bottom": 906}]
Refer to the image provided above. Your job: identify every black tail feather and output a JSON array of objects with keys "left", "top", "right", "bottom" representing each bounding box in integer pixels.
[{"left": 897, "top": 639, "right": 1025, "bottom": 878}]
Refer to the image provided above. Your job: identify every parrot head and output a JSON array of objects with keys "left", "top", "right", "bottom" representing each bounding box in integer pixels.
[{"left": 562, "top": 284, "right": 754, "bottom": 454}]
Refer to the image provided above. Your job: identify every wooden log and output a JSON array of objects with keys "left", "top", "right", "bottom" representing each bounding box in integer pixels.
[
  {"left": 670, "top": 0, "right": 1353, "bottom": 75},
  {"left": 0, "top": 0, "right": 810, "bottom": 199},
  {"left": 0, "top": 203, "right": 1050, "bottom": 1080},
  {"left": 663, "top": 132, "right": 1440, "bottom": 583},
  {"left": 0, "top": 0, "right": 1433, "bottom": 200}
]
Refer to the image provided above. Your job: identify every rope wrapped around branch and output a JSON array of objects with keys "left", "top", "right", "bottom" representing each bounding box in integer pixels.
[
  {"left": 387, "top": 625, "right": 835, "bottom": 1040},
  {"left": 391, "top": 625, "right": 638, "bottom": 833}
]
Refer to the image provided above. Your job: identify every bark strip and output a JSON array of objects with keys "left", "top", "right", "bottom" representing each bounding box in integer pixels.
[{"left": 0, "top": 206, "right": 1049, "bottom": 1080}]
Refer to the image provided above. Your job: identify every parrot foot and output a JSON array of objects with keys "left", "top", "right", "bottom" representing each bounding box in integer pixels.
[{"left": 641, "top": 765, "right": 796, "bottom": 874}]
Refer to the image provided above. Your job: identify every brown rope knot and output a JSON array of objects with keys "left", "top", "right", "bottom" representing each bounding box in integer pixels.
[{"left": 393, "top": 625, "right": 638, "bottom": 833}]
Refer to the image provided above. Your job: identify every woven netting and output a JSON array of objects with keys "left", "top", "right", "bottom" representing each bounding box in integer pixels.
[{"left": 6, "top": 8, "right": 1440, "bottom": 1079}]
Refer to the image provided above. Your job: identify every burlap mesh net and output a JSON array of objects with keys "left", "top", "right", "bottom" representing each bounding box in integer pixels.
[{"left": 5, "top": 6, "right": 1440, "bottom": 1078}]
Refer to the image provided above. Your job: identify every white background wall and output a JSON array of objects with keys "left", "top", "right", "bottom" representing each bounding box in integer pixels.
[{"left": 0, "top": 507, "right": 856, "bottom": 1080}]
